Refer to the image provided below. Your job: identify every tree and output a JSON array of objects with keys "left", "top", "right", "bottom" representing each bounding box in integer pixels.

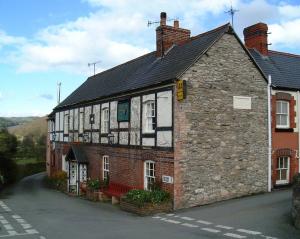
[{"left": 0, "top": 130, "right": 18, "bottom": 185}]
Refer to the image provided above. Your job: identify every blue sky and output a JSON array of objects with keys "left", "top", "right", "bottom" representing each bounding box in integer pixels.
[{"left": 0, "top": 0, "right": 300, "bottom": 117}]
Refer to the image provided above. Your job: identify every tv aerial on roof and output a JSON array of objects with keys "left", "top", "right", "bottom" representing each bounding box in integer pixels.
[
  {"left": 147, "top": 17, "right": 178, "bottom": 27},
  {"left": 225, "top": 2, "right": 239, "bottom": 28},
  {"left": 88, "top": 60, "right": 101, "bottom": 76}
]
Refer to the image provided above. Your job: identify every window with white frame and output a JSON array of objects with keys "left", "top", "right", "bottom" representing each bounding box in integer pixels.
[
  {"left": 144, "top": 101, "right": 156, "bottom": 133},
  {"left": 102, "top": 108, "right": 109, "bottom": 133},
  {"left": 103, "top": 156, "right": 109, "bottom": 181},
  {"left": 144, "top": 160, "right": 155, "bottom": 190},
  {"left": 276, "top": 100, "right": 289, "bottom": 128},
  {"left": 276, "top": 156, "right": 289, "bottom": 184}
]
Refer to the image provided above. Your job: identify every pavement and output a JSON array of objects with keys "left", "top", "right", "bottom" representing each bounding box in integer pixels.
[{"left": 0, "top": 172, "right": 299, "bottom": 239}]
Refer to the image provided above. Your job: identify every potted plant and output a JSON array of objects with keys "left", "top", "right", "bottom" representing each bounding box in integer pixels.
[
  {"left": 86, "top": 178, "right": 101, "bottom": 201},
  {"left": 46, "top": 171, "right": 68, "bottom": 193}
]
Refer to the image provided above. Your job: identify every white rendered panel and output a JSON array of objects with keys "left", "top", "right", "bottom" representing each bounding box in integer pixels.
[
  {"left": 157, "top": 91, "right": 172, "bottom": 127},
  {"left": 157, "top": 131, "right": 172, "bottom": 147}
]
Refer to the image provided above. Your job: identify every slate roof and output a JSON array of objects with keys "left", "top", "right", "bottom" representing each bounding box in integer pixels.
[
  {"left": 55, "top": 23, "right": 231, "bottom": 110},
  {"left": 249, "top": 49, "right": 300, "bottom": 90},
  {"left": 66, "top": 145, "right": 88, "bottom": 163}
]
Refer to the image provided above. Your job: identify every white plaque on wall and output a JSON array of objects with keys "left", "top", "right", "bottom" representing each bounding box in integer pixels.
[{"left": 233, "top": 96, "right": 252, "bottom": 110}]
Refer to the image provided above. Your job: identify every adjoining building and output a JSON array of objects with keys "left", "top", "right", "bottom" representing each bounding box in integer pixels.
[
  {"left": 47, "top": 12, "right": 268, "bottom": 209},
  {"left": 244, "top": 23, "right": 300, "bottom": 187}
]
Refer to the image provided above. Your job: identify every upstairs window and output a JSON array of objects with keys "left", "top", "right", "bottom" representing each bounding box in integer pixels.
[
  {"left": 144, "top": 101, "right": 156, "bottom": 133},
  {"left": 103, "top": 156, "right": 109, "bottom": 181},
  {"left": 102, "top": 108, "right": 109, "bottom": 133},
  {"left": 276, "top": 100, "right": 289, "bottom": 128},
  {"left": 144, "top": 160, "right": 155, "bottom": 190}
]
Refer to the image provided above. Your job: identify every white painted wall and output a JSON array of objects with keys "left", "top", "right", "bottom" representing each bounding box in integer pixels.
[
  {"left": 157, "top": 91, "right": 172, "bottom": 127},
  {"left": 74, "top": 108, "right": 79, "bottom": 130},
  {"left": 52, "top": 90, "right": 172, "bottom": 147},
  {"left": 93, "top": 104, "right": 100, "bottom": 130},
  {"left": 157, "top": 131, "right": 172, "bottom": 147},
  {"left": 84, "top": 106, "right": 92, "bottom": 130},
  {"left": 119, "top": 132, "right": 128, "bottom": 145},
  {"left": 110, "top": 101, "right": 118, "bottom": 129},
  {"left": 142, "top": 138, "right": 155, "bottom": 146}
]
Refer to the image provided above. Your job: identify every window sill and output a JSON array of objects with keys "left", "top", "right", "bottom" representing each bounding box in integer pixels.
[{"left": 275, "top": 128, "right": 294, "bottom": 132}]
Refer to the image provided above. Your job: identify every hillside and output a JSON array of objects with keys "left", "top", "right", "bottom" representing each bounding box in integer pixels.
[
  {"left": 8, "top": 117, "right": 47, "bottom": 139},
  {"left": 0, "top": 117, "right": 39, "bottom": 129}
]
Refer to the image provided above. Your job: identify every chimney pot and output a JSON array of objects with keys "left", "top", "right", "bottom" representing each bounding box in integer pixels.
[
  {"left": 156, "top": 12, "right": 190, "bottom": 57},
  {"left": 160, "top": 12, "right": 167, "bottom": 26},
  {"left": 174, "top": 20, "right": 179, "bottom": 28}
]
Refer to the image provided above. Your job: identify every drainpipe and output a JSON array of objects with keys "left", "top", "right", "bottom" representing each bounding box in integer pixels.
[
  {"left": 268, "top": 75, "right": 272, "bottom": 192},
  {"left": 297, "top": 91, "right": 300, "bottom": 173}
]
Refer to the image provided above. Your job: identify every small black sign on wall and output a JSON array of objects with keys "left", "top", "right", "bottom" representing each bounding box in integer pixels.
[{"left": 117, "top": 100, "right": 130, "bottom": 122}]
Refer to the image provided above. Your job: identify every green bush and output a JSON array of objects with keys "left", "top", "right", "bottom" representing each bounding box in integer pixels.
[
  {"left": 125, "top": 189, "right": 170, "bottom": 206},
  {"left": 87, "top": 179, "right": 101, "bottom": 191},
  {"left": 293, "top": 173, "right": 300, "bottom": 186},
  {"left": 17, "top": 162, "right": 46, "bottom": 180},
  {"left": 46, "top": 170, "right": 67, "bottom": 191}
]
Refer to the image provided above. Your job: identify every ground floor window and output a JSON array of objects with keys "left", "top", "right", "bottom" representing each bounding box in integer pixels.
[
  {"left": 276, "top": 156, "right": 290, "bottom": 185},
  {"left": 103, "top": 156, "right": 109, "bottom": 181},
  {"left": 144, "top": 160, "right": 155, "bottom": 190}
]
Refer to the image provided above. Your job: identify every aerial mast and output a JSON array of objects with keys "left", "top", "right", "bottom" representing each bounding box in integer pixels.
[{"left": 225, "top": 3, "right": 239, "bottom": 28}]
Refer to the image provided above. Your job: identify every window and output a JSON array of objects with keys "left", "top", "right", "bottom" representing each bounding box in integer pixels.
[
  {"left": 117, "top": 100, "right": 130, "bottom": 122},
  {"left": 144, "top": 161, "right": 155, "bottom": 190},
  {"left": 103, "top": 156, "right": 109, "bottom": 181},
  {"left": 102, "top": 108, "right": 109, "bottom": 133},
  {"left": 276, "top": 101, "right": 289, "bottom": 128},
  {"left": 145, "top": 101, "right": 156, "bottom": 133},
  {"left": 276, "top": 156, "right": 289, "bottom": 184}
]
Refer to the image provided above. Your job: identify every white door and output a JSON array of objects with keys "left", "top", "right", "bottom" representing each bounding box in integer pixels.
[
  {"left": 276, "top": 156, "right": 290, "bottom": 185},
  {"left": 69, "top": 162, "right": 77, "bottom": 186}
]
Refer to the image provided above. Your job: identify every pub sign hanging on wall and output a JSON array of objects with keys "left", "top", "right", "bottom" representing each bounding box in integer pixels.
[{"left": 176, "top": 79, "right": 186, "bottom": 101}]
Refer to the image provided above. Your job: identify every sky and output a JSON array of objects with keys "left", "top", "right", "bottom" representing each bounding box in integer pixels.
[{"left": 0, "top": 0, "right": 300, "bottom": 117}]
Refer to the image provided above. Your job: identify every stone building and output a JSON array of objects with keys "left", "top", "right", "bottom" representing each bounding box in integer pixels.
[
  {"left": 244, "top": 23, "right": 300, "bottom": 187},
  {"left": 47, "top": 12, "right": 268, "bottom": 209}
]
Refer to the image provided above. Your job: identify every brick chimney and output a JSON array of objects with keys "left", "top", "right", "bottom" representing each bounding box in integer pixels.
[
  {"left": 156, "top": 12, "right": 191, "bottom": 57},
  {"left": 243, "top": 23, "right": 269, "bottom": 55}
]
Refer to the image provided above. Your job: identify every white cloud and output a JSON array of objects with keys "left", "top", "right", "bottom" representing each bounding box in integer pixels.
[
  {"left": 0, "top": 31, "right": 26, "bottom": 47},
  {"left": 1, "top": 0, "right": 300, "bottom": 74},
  {"left": 269, "top": 19, "right": 300, "bottom": 48},
  {"left": 279, "top": 4, "right": 300, "bottom": 19}
]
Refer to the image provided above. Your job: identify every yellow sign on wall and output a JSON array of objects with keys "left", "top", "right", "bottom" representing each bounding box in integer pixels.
[{"left": 176, "top": 80, "right": 186, "bottom": 101}]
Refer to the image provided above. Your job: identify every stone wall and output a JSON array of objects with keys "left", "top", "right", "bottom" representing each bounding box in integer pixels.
[{"left": 174, "top": 32, "right": 268, "bottom": 209}]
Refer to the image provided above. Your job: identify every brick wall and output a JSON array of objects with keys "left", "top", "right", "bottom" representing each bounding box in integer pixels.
[
  {"left": 271, "top": 93, "right": 299, "bottom": 185},
  {"left": 49, "top": 143, "right": 174, "bottom": 195},
  {"left": 174, "top": 32, "right": 268, "bottom": 209}
]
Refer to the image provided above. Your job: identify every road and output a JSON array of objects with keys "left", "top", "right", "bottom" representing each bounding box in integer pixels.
[{"left": 0, "top": 172, "right": 299, "bottom": 239}]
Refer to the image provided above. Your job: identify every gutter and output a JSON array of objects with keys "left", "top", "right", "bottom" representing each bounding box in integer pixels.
[{"left": 268, "top": 75, "right": 272, "bottom": 192}]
